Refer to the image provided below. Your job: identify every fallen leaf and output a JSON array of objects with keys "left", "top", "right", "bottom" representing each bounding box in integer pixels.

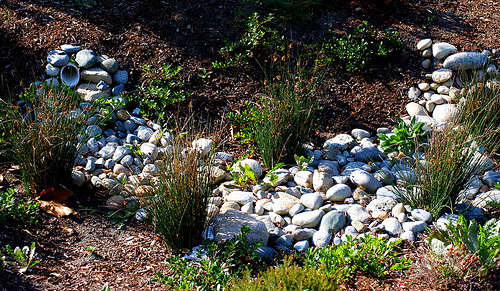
[{"left": 37, "top": 200, "right": 76, "bottom": 217}]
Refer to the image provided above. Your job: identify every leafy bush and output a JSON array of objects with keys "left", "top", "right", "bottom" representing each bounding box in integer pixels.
[
  {"left": 153, "top": 225, "right": 266, "bottom": 290},
  {"left": 378, "top": 117, "right": 427, "bottom": 156},
  {"left": 213, "top": 13, "right": 285, "bottom": 69},
  {"left": 226, "top": 57, "right": 321, "bottom": 168},
  {"left": 128, "top": 64, "right": 191, "bottom": 121},
  {"left": 396, "top": 82, "right": 500, "bottom": 217},
  {"left": 232, "top": 256, "right": 341, "bottom": 291},
  {"left": 2, "top": 83, "right": 91, "bottom": 195},
  {"left": 430, "top": 215, "right": 500, "bottom": 269},
  {"left": 0, "top": 188, "right": 39, "bottom": 224},
  {"left": 305, "top": 234, "right": 411, "bottom": 279},
  {"left": 146, "top": 121, "right": 216, "bottom": 252},
  {"left": 318, "top": 21, "right": 405, "bottom": 72}
]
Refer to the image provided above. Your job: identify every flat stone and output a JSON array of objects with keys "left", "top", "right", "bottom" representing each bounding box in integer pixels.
[
  {"left": 416, "top": 39, "right": 432, "bottom": 51},
  {"left": 432, "top": 42, "right": 457, "bottom": 59},
  {"left": 432, "top": 68, "right": 453, "bottom": 83},
  {"left": 211, "top": 209, "right": 268, "bottom": 246},
  {"left": 81, "top": 68, "right": 113, "bottom": 85},
  {"left": 319, "top": 210, "right": 345, "bottom": 233},
  {"left": 291, "top": 210, "right": 324, "bottom": 228},
  {"left": 443, "top": 52, "right": 488, "bottom": 70}
]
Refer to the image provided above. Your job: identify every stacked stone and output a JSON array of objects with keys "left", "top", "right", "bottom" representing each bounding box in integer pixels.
[
  {"left": 406, "top": 39, "right": 500, "bottom": 128},
  {"left": 45, "top": 44, "right": 128, "bottom": 100}
]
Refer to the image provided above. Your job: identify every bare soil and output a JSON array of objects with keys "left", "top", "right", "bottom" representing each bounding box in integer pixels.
[{"left": 1, "top": 0, "right": 500, "bottom": 290}]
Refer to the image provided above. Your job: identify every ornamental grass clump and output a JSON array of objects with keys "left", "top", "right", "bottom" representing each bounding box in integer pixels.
[
  {"left": 2, "top": 82, "right": 91, "bottom": 195},
  {"left": 397, "top": 81, "right": 500, "bottom": 218},
  {"left": 147, "top": 118, "right": 218, "bottom": 252}
]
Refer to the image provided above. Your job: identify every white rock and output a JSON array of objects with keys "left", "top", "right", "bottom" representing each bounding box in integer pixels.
[
  {"left": 347, "top": 205, "right": 371, "bottom": 223},
  {"left": 432, "top": 42, "right": 457, "bottom": 59},
  {"left": 443, "top": 52, "right": 488, "bottom": 70},
  {"left": 382, "top": 217, "right": 402, "bottom": 235},
  {"left": 294, "top": 171, "right": 313, "bottom": 188},
  {"left": 291, "top": 210, "right": 324, "bottom": 228},
  {"left": 312, "top": 230, "right": 331, "bottom": 247},
  {"left": 406, "top": 102, "right": 427, "bottom": 117},
  {"left": 432, "top": 104, "right": 458, "bottom": 123},
  {"left": 300, "top": 193, "right": 324, "bottom": 210},
  {"left": 349, "top": 170, "right": 382, "bottom": 193},
  {"left": 408, "top": 87, "right": 421, "bottom": 101},
  {"left": 432, "top": 68, "right": 453, "bottom": 83},
  {"left": 400, "top": 231, "right": 415, "bottom": 242},
  {"left": 232, "top": 159, "right": 263, "bottom": 179},
  {"left": 402, "top": 221, "right": 427, "bottom": 233},
  {"left": 416, "top": 39, "right": 432, "bottom": 51},
  {"left": 312, "top": 170, "right": 334, "bottom": 192},
  {"left": 192, "top": 138, "right": 213, "bottom": 156},
  {"left": 212, "top": 209, "right": 269, "bottom": 245},
  {"left": 418, "top": 83, "right": 430, "bottom": 91},
  {"left": 326, "top": 183, "right": 352, "bottom": 202},
  {"left": 411, "top": 209, "right": 433, "bottom": 223}
]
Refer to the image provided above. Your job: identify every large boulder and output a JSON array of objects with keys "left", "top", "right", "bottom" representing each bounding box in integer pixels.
[{"left": 211, "top": 209, "right": 269, "bottom": 246}]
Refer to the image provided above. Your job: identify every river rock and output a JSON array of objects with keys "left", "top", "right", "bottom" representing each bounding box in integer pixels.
[
  {"left": 76, "top": 83, "right": 110, "bottom": 102},
  {"left": 482, "top": 171, "right": 500, "bottom": 187},
  {"left": 312, "top": 170, "right": 334, "bottom": 192},
  {"left": 135, "top": 125, "right": 154, "bottom": 141},
  {"left": 107, "top": 195, "right": 126, "bottom": 210},
  {"left": 312, "top": 230, "right": 331, "bottom": 247},
  {"left": 300, "top": 193, "right": 324, "bottom": 210},
  {"left": 81, "top": 68, "right": 113, "bottom": 85},
  {"left": 262, "top": 169, "right": 290, "bottom": 187},
  {"left": 347, "top": 205, "right": 371, "bottom": 223},
  {"left": 112, "top": 146, "right": 131, "bottom": 162},
  {"left": 432, "top": 42, "right": 457, "bottom": 59},
  {"left": 226, "top": 191, "right": 255, "bottom": 205},
  {"left": 75, "top": 49, "right": 97, "bottom": 68},
  {"left": 100, "top": 58, "right": 119, "bottom": 73},
  {"left": 326, "top": 184, "right": 352, "bottom": 202},
  {"left": 351, "top": 128, "right": 370, "bottom": 140},
  {"left": 382, "top": 217, "right": 402, "bottom": 235},
  {"left": 294, "top": 171, "right": 313, "bottom": 188},
  {"left": 443, "top": 52, "right": 488, "bottom": 70},
  {"left": 366, "top": 197, "right": 397, "bottom": 212},
  {"left": 402, "top": 221, "right": 427, "bottom": 233},
  {"left": 113, "top": 164, "right": 131, "bottom": 176},
  {"left": 45, "top": 64, "right": 60, "bottom": 76},
  {"left": 416, "top": 39, "right": 432, "bottom": 51},
  {"left": 113, "top": 70, "right": 129, "bottom": 84},
  {"left": 432, "top": 68, "right": 453, "bottom": 83},
  {"left": 350, "top": 170, "right": 382, "bottom": 193},
  {"left": 319, "top": 210, "right": 345, "bottom": 233},
  {"left": 317, "top": 160, "right": 339, "bottom": 176},
  {"left": 323, "top": 134, "right": 355, "bottom": 152},
  {"left": 432, "top": 104, "right": 458, "bottom": 123},
  {"left": 71, "top": 170, "right": 86, "bottom": 186},
  {"left": 406, "top": 102, "right": 427, "bottom": 117},
  {"left": 60, "top": 44, "right": 81, "bottom": 54},
  {"left": 47, "top": 50, "right": 69, "bottom": 66},
  {"left": 411, "top": 209, "right": 433, "bottom": 223},
  {"left": 212, "top": 209, "right": 269, "bottom": 245},
  {"left": 407, "top": 87, "right": 421, "bottom": 101},
  {"left": 233, "top": 159, "right": 263, "bottom": 179},
  {"left": 292, "top": 210, "right": 324, "bottom": 228}
]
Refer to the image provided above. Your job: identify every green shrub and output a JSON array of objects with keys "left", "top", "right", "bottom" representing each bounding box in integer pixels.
[
  {"left": 146, "top": 121, "right": 216, "bottom": 252},
  {"left": 226, "top": 57, "right": 321, "bottom": 168},
  {"left": 214, "top": 13, "right": 285, "bottom": 69},
  {"left": 430, "top": 215, "right": 500, "bottom": 269},
  {"left": 153, "top": 225, "right": 266, "bottom": 290},
  {"left": 2, "top": 83, "right": 91, "bottom": 195},
  {"left": 318, "top": 21, "right": 405, "bottom": 72},
  {"left": 396, "top": 82, "right": 500, "bottom": 217},
  {"left": 128, "top": 64, "right": 191, "bottom": 121},
  {"left": 0, "top": 188, "right": 39, "bottom": 224},
  {"left": 378, "top": 117, "right": 427, "bottom": 156},
  {"left": 232, "top": 256, "right": 342, "bottom": 291},
  {"left": 305, "top": 234, "right": 411, "bottom": 279},
  {"left": 3, "top": 242, "right": 40, "bottom": 273}
]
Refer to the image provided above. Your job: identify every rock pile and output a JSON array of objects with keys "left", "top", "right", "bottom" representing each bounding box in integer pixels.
[{"left": 36, "top": 42, "right": 500, "bottom": 254}]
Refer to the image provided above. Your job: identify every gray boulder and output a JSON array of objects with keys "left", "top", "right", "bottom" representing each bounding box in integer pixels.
[
  {"left": 211, "top": 209, "right": 269, "bottom": 246},
  {"left": 443, "top": 52, "right": 488, "bottom": 70}
]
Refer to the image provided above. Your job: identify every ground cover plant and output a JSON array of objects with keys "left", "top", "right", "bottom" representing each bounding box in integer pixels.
[{"left": 0, "top": 188, "right": 39, "bottom": 224}]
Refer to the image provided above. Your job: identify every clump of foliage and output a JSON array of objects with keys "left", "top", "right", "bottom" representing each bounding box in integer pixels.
[
  {"left": 146, "top": 119, "right": 216, "bottom": 252},
  {"left": 3, "top": 242, "right": 40, "bottom": 273},
  {"left": 2, "top": 82, "right": 91, "bottom": 195},
  {"left": 213, "top": 13, "right": 285, "bottom": 69},
  {"left": 239, "top": 0, "right": 324, "bottom": 24},
  {"left": 226, "top": 55, "right": 322, "bottom": 168},
  {"left": 232, "top": 256, "right": 342, "bottom": 291},
  {"left": 430, "top": 215, "right": 500, "bottom": 270},
  {"left": 0, "top": 188, "right": 39, "bottom": 224},
  {"left": 396, "top": 82, "right": 500, "bottom": 217},
  {"left": 317, "top": 21, "right": 405, "bottom": 72},
  {"left": 305, "top": 235, "right": 411, "bottom": 279},
  {"left": 128, "top": 64, "right": 191, "bottom": 121},
  {"left": 378, "top": 117, "right": 427, "bottom": 156},
  {"left": 153, "top": 225, "right": 266, "bottom": 290}
]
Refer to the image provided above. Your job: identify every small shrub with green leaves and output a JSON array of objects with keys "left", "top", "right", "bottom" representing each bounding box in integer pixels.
[
  {"left": 430, "top": 215, "right": 500, "bottom": 269},
  {"left": 4, "top": 242, "right": 40, "bottom": 273},
  {"left": 213, "top": 13, "right": 285, "bottom": 69},
  {"left": 2, "top": 83, "right": 93, "bottom": 195},
  {"left": 378, "top": 117, "right": 427, "bottom": 156},
  {"left": 232, "top": 256, "right": 342, "bottom": 291},
  {"left": 0, "top": 188, "right": 39, "bottom": 224},
  {"left": 305, "top": 234, "right": 411, "bottom": 279},
  {"left": 294, "top": 154, "right": 314, "bottom": 171},
  {"left": 128, "top": 64, "right": 191, "bottom": 121},
  {"left": 317, "top": 21, "right": 405, "bottom": 72},
  {"left": 153, "top": 225, "right": 266, "bottom": 290}
]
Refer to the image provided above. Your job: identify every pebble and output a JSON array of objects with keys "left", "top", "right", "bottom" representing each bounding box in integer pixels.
[
  {"left": 326, "top": 183, "right": 352, "bottom": 202},
  {"left": 312, "top": 230, "right": 331, "bottom": 247},
  {"left": 406, "top": 102, "right": 426, "bottom": 116},
  {"left": 416, "top": 39, "right": 432, "bottom": 51},
  {"left": 347, "top": 205, "right": 371, "bottom": 223},
  {"left": 300, "top": 193, "right": 324, "bottom": 210},
  {"left": 113, "top": 70, "right": 129, "bottom": 84}
]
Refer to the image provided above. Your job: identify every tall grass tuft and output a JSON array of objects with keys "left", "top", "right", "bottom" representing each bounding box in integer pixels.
[
  {"left": 147, "top": 117, "right": 217, "bottom": 252},
  {"left": 251, "top": 54, "right": 322, "bottom": 168},
  {"left": 2, "top": 83, "right": 90, "bottom": 195},
  {"left": 397, "top": 82, "right": 500, "bottom": 217}
]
